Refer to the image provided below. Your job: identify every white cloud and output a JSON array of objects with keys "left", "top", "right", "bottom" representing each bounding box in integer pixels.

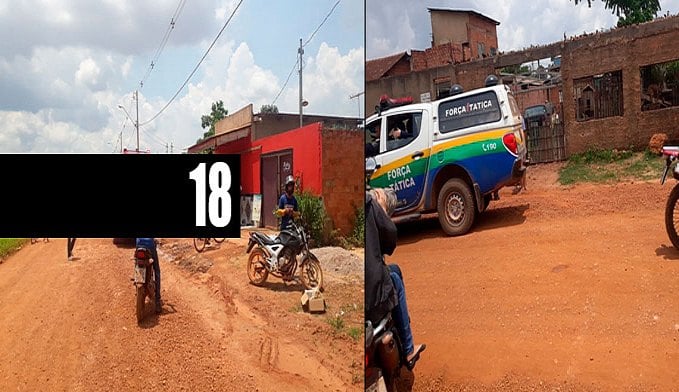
[
  {"left": 0, "top": 1, "right": 363, "bottom": 153},
  {"left": 0, "top": 110, "right": 120, "bottom": 153},
  {"left": 132, "top": 41, "right": 364, "bottom": 153},
  {"left": 215, "top": 0, "right": 240, "bottom": 20},
  {"left": 367, "top": 0, "right": 679, "bottom": 58},
  {"left": 121, "top": 57, "right": 133, "bottom": 78},
  {"left": 75, "top": 58, "right": 101, "bottom": 89}
]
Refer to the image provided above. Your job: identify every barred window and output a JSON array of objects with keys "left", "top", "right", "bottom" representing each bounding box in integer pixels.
[
  {"left": 573, "top": 70, "right": 623, "bottom": 121},
  {"left": 640, "top": 59, "right": 679, "bottom": 111}
]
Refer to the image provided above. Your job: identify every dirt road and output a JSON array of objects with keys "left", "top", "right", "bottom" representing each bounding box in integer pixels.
[
  {"left": 392, "top": 164, "right": 679, "bottom": 391},
  {"left": 0, "top": 236, "right": 362, "bottom": 391}
]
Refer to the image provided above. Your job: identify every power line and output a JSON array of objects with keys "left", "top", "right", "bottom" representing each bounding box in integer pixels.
[
  {"left": 271, "top": 58, "right": 299, "bottom": 105},
  {"left": 139, "top": 0, "right": 188, "bottom": 89},
  {"left": 270, "top": 0, "right": 341, "bottom": 105},
  {"left": 140, "top": 125, "right": 169, "bottom": 146},
  {"left": 303, "top": 0, "right": 341, "bottom": 47},
  {"left": 140, "top": 0, "right": 245, "bottom": 126}
]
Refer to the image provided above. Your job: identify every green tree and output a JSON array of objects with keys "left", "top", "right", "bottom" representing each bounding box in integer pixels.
[
  {"left": 198, "top": 100, "right": 228, "bottom": 142},
  {"left": 501, "top": 64, "right": 531, "bottom": 75},
  {"left": 573, "top": 0, "right": 661, "bottom": 26},
  {"left": 260, "top": 104, "right": 279, "bottom": 114}
]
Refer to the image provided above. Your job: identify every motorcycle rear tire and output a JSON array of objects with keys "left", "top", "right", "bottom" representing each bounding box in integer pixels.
[
  {"left": 247, "top": 248, "right": 269, "bottom": 286},
  {"left": 136, "top": 285, "right": 146, "bottom": 323},
  {"left": 665, "top": 184, "right": 679, "bottom": 249},
  {"left": 193, "top": 238, "right": 207, "bottom": 253},
  {"left": 213, "top": 238, "right": 225, "bottom": 243},
  {"left": 300, "top": 253, "right": 324, "bottom": 291},
  {"left": 385, "top": 367, "right": 414, "bottom": 392}
]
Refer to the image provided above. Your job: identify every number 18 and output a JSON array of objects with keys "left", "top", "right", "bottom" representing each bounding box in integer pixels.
[{"left": 189, "top": 162, "right": 231, "bottom": 227}]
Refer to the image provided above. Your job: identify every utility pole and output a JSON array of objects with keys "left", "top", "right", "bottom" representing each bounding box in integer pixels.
[
  {"left": 135, "top": 90, "right": 140, "bottom": 152},
  {"left": 349, "top": 91, "right": 364, "bottom": 119},
  {"left": 119, "top": 131, "right": 123, "bottom": 153},
  {"left": 170, "top": 142, "right": 173, "bottom": 154},
  {"left": 298, "top": 38, "right": 304, "bottom": 128}
]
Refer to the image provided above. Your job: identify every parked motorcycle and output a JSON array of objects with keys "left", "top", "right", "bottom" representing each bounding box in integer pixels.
[
  {"left": 661, "top": 146, "right": 679, "bottom": 248},
  {"left": 132, "top": 246, "right": 157, "bottom": 323},
  {"left": 364, "top": 156, "right": 420, "bottom": 392},
  {"left": 245, "top": 217, "right": 323, "bottom": 290}
]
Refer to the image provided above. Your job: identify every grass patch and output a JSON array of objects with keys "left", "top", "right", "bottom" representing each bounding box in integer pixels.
[
  {"left": 326, "top": 315, "right": 345, "bottom": 332},
  {"left": 559, "top": 149, "right": 665, "bottom": 185},
  {"left": 0, "top": 239, "right": 28, "bottom": 259},
  {"left": 288, "top": 303, "right": 303, "bottom": 313},
  {"left": 347, "top": 326, "right": 362, "bottom": 341}
]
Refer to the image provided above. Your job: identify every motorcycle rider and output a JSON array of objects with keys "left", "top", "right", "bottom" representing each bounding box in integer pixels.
[
  {"left": 366, "top": 187, "right": 425, "bottom": 369},
  {"left": 136, "top": 238, "right": 162, "bottom": 314},
  {"left": 276, "top": 175, "right": 300, "bottom": 230}
]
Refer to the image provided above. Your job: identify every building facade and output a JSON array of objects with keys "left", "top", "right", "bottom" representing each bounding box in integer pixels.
[{"left": 188, "top": 105, "right": 363, "bottom": 235}]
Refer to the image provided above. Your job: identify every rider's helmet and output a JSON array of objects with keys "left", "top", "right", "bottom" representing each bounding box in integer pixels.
[
  {"left": 284, "top": 175, "right": 295, "bottom": 192},
  {"left": 449, "top": 84, "right": 464, "bottom": 96},
  {"left": 484, "top": 74, "right": 499, "bottom": 87}
]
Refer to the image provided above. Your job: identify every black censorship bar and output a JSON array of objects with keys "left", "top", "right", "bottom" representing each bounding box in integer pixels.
[{"left": 0, "top": 154, "right": 241, "bottom": 238}]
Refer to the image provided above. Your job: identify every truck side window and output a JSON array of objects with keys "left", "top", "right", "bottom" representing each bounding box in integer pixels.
[
  {"left": 385, "top": 112, "right": 422, "bottom": 152},
  {"left": 365, "top": 119, "right": 381, "bottom": 157}
]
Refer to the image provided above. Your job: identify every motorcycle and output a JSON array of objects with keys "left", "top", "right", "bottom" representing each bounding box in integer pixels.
[
  {"left": 364, "top": 156, "right": 421, "bottom": 392},
  {"left": 245, "top": 216, "right": 323, "bottom": 290},
  {"left": 132, "top": 246, "right": 157, "bottom": 323},
  {"left": 661, "top": 146, "right": 679, "bottom": 248}
]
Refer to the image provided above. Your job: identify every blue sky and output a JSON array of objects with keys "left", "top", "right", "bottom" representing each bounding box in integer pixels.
[{"left": 0, "top": 0, "right": 364, "bottom": 153}]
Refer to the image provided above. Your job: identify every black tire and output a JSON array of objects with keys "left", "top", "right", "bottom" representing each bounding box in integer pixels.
[
  {"left": 135, "top": 285, "right": 146, "bottom": 323},
  {"left": 193, "top": 238, "right": 207, "bottom": 253},
  {"left": 665, "top": 184, "right": 679, "bottom": 249},
  {"left": 482, "top": 194, "right": 492, "bottom": 212},
  {"left": 437, "top": 178, "right": 475, "bottom": 236},
  {"left": 300, "top": 253, "right": 324, "bottom": 290},
  {"left": 247, "top": 248, "right": 269, "bottom": 286},
  {"left": 213, "top": 238, "right": 226, "bottom": 244}
]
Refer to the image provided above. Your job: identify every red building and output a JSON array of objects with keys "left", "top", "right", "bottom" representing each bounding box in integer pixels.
[{"left": 188, "top": 104, "right": 363, "bottom": 234}]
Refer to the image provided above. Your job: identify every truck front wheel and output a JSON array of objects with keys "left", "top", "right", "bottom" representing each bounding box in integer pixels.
[{"left": 437, "top": 178, "right": 475, "bottom": 236}]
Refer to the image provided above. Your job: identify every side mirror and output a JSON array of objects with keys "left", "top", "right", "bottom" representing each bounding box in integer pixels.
[{"left": 366, "top": 157, "right": 377, "bottom": 175}]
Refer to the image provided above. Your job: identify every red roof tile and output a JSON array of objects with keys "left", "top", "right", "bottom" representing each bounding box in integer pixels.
[{"left": 366, "top": 52, "right": 408, "bottom": 82}]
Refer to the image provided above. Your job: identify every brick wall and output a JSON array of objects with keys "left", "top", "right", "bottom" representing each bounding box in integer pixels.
[
  {"left": 467, "top": 14, "right": 498, "bottom": 58},
  {"left": 512, "top": 85, "right": 562, "bottom": 115},
  {"left": 321, "top": 128, "right": 364, "bottom": 236},
  {"left": 562, "top": 20, "right": 679, "bottom": 153}
]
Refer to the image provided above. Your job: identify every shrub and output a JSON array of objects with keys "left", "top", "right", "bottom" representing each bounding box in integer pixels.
[
  {"left": 349, "top": 205, "right": 364, "bottom": 247},
  {"left": 296, "top": 191, "right": 332, "bottom": 247}
]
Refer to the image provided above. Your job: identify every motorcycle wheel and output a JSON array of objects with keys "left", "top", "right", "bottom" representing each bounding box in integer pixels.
[
  {"left": 193, "top": 238, "right": 207, "bottom": 252},
  {"left": 300, "top": 253, "right": 324, "bottom": 290},
  {"left": 665, "top": 184, "right": 679, "bottom": 249},
  {"left": 213, "top": 238, "right": 226, "bottom": 243},
  {"left": 135, "top": 285, "right": 146, "bottom": 323},
  {"left": 387, "top": 368, "right": 415, "bottom": 392},
  {"left": 247, "top": 248, "right": 269, "bottom": 286}
]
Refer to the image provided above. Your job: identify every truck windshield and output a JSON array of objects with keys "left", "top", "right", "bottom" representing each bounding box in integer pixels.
[{"left": 525, "top": 106, "right": 546, "bottom": 118}]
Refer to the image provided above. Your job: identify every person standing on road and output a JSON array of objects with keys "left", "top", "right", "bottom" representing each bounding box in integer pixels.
[
  {"left": 276, "top": 175, "right": 299, "bottom": 230},
  {"left": 67, "top": 238, "right": 76, "bottom": 261},
  {"left": 136, "top": 238, "right": 162, "bottom": 314}
]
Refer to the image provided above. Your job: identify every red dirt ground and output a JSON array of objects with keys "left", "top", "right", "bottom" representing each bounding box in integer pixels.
[
  {"left": 391, "top": 163, "right": 679, "bottom": 391},
  {"left": 0, "top": 234, "right": 363, "bottom": 391}
]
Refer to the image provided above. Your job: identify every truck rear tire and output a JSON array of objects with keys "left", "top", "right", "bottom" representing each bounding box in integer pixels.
[{"left": 437, "top": 178, "right": 475, "bottom": 236}]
